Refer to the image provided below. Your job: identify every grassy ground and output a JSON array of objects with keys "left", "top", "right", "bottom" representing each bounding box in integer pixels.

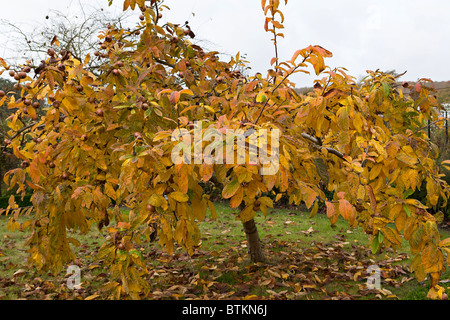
[{"left": 0, "top": 202, "right": 449, "bottom": 300}]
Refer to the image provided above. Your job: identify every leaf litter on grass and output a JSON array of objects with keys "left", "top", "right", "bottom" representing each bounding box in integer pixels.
[
  {"left": 0, "top": 234, "right": 416, "bottom": 300},
  {"left": 135, "top": 232, "right": 413, "bottom": 300},
  {"left": 0, "top": 207, "right": 424, "bottom": 300}
]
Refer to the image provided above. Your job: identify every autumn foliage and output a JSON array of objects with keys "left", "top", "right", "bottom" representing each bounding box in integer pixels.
[{"left": 1, "top": 0, "right": 450, "bottom": 299}]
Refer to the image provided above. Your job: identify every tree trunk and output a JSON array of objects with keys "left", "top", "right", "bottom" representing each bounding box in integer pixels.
[
  {"left": 0, "top": 158, "right": 3, "bottom": 197},
  {"left": 242, "top": 218, "right": 266, "bottom": 262}
]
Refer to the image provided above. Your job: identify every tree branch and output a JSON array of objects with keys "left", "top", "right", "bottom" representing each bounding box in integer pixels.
[
  {"left": 300, "top": 132, "right": 345, "bottom": 160},
  {"left": 254, "top": 54, "right": 310, "bottom": 125},
  {"left": 407, "top": 119, "right": 445, "bottom": 138},
  {"left": 155, "top": 58, "right": 175, "bottom": 68}
]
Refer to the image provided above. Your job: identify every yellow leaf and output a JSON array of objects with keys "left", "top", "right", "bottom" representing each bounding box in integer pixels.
[
  {"left": 372, "top": 140, "right": 387, "bottom": 160},
  {"left": 369, "top": 164, "right": 382, "bottom": 180},
  {"left": 426, "top": 177, "right": 439, "bottom": 206},
  {"left": 337, "top": 106, "right": 350, "bottom": 146},
  {"left": 267, "top": 269, "right": 281, "bottom": 278},
  {"left": 410, "top": 254, "right": 426, "bottom": 282},
  {"left": 352, "top": 113, "right": 364, "bottom": 133},
  {"left": 169, "top": 191, "right": 189, "bottom": 202},
  {"left": 422, "top": 243, "right": 443, "bottom": 273},
  {"left": 222, "top": 177, "right": 240, "bottom": 199},
  {"left": 381, "top": 226, "right": 401, "bottom": 245},
  {"left": 84, "top": 54, "right": 91, "bottom": 65},
  {"left": 256, "top": 91, "right": 268, "bottom": 103},
  {"left": 148, "top": 194, "right": 166, "bottom": 208},
  {"left": 309, "top": 201, "right": 319, "bottom": 218},
  {"left": 427, "top": 285, "right": 446, "bottom": 300},
  {"left": 302, "top": 187, "right": 317, "bottom": 209},
  {"left": 208, "top": 201, "right": 217, "bottom": 219},
  {"left": 409, "top": 225, "right": 423, "bottom": 254},
  {"left": 389, "top": 204, "right": 403, "bottom": 220},
  {"left": 238, "top": 205, "right": 256, "bottom": 223},
  {"left": 366, "top": 185, "right": 376, "bottom": 212},
  {"left": 192, "top": 197, "right": 207, "bottom": 221},
  {"left": 203, "top": 105, "right": 216, "bottom": 113},
  {"left": 179, "top": 89, "right": 194, "bottom": 96},
  {"left": 386, "top": 140, "right": 400, "bottom": 158},
  {"left": 441, "top": 160, "right": 450, "bottom": 170},
  {"left": 153, "top": 131, "right": 172, "bottom": 142},
  {"left": 50, "top": 35, "right": 60, "bottom": 47},
  {"left": 404, "top": 215, "right": 417, "bottom": 240},
  {"left": 81, "top": 75, "right": 94, "bottom": 86},
  {"left": 396, "top": 151, "right": 417, "bottom": 166},
  {"left": 439, "top": 238, "right": 450, "bottom": 247},
  {"left": 229, "top": 186, "right": 244, "bottom": 208},
  {"left": 259, "top": 196, "right": 273, "bottom": 208},
  {"left": 104, "top": 183, "right": 116, "bottom": 200}
]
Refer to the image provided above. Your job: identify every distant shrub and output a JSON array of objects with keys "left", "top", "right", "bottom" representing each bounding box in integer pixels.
[{"left": 0, "top": 194, "right": 32, "bottom": 209}]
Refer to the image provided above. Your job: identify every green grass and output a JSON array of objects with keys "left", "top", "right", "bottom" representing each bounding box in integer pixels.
[
  {"left": 198, "top": 202, "right": 450, "bottom": 300},
  {"left": 0, "top": 202, "right": 449, "bottom": 300}
]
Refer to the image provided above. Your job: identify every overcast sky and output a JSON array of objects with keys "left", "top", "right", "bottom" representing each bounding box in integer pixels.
[{"left": 1, "top": 0, "right": 449, "bottom": 87}]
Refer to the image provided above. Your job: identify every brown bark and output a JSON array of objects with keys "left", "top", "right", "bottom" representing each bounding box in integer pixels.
[{"left": 242, "top": 218, "right": 266, "bottom": 262}]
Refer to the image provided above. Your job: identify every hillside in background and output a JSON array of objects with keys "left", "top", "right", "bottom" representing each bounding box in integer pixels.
[
  {"left": 431, "top": 81, "right": 450, "bottom": 105},
  {"left": 295, "top": 80, "right": 450, "bottom": 107}
]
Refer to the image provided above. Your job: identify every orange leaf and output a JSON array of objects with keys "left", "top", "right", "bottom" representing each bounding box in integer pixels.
[
  {"left": 229, "top": 186, "right": 244, "bottom": 208},
  {"left": 199, "top": 163, "right": 213, "bottom": 182},
  {"left": 29, "top": 160, "right": 40, "bottom": 183},
  {"left": 338, "top": 199, "right": 355, "bottom": 225},
  {"left": 290, "top": 48, "right": 308, "bottom": 64},
  {"left": 415, "top": 82, "right": 421, "bottom": 93},
  {"left": 50, "top": 35, "right": 60, "bottom": 47},
  {"left": 325, "top": 201, "right": 338, "bottom": 225},
  {"left": 264, "top": 17, "right": 270, "bottom": 32},
  {"left": 312, "top": 45, "right": 333, "bottom": 58},
  {"left": 336, "top": 191, "right": 345, "bottom": 200},
  {"left": 271, "top": 20, "right": 284, "bottom": 29},
  {"left": 170, "top": 91, "right": 180, "bottom": 104},
  {"left": 366, "top": 185, "right": 376, "bottom": 212},
  {"left": 117, "top": 222, "right": 131, "bottom": 229}
]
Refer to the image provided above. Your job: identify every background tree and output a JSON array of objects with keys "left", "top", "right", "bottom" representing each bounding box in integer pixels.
[
  {"left": 1, "top": 0, "right": 449, "bottom": 300},
  {"left": 0, "top": 78, "right": 22, "bottom": 197},
  {"left": 0, "top": 2, "right": 132, "bottom": 197},
  {"left": 0, "top": 1, "right": 132, "bottom": 74}
]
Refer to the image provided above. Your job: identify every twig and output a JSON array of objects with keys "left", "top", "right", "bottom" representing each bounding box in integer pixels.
[
  {"left": 407, "top": 119, "right": 445, "bottom": 138},
  {"left": 254, "top": 54, "right": 310, "bottom": 125},
  {"left": 7, "top": 122, "right": 42, "bottom": 140},
  {"left": 155, "top": 58, "right": 175, "bottom": 69},
  {"left": 361, "top": 145, "right": 371, "bottom": 168},
  {"left": 300, "top": 133, "right": 345, "bottom": 160}
]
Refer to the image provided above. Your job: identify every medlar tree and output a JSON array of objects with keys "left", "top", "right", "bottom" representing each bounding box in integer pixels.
[{"left": 1, "top": 0, "right": 449, "bottom": 299}]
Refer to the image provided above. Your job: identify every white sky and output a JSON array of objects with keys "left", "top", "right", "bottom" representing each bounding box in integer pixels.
[{"left": 1, "top": 0, "right": 449, "bottom": 87}]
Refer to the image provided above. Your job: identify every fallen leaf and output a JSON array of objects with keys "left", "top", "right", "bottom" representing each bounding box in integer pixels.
[{"left": 13, "top": 269, "right": 27, "bottom": 277}]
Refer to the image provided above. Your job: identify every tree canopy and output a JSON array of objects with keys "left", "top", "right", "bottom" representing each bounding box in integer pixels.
[{"left": 1, "top": 0, "right": 449, "bottom": 300}]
